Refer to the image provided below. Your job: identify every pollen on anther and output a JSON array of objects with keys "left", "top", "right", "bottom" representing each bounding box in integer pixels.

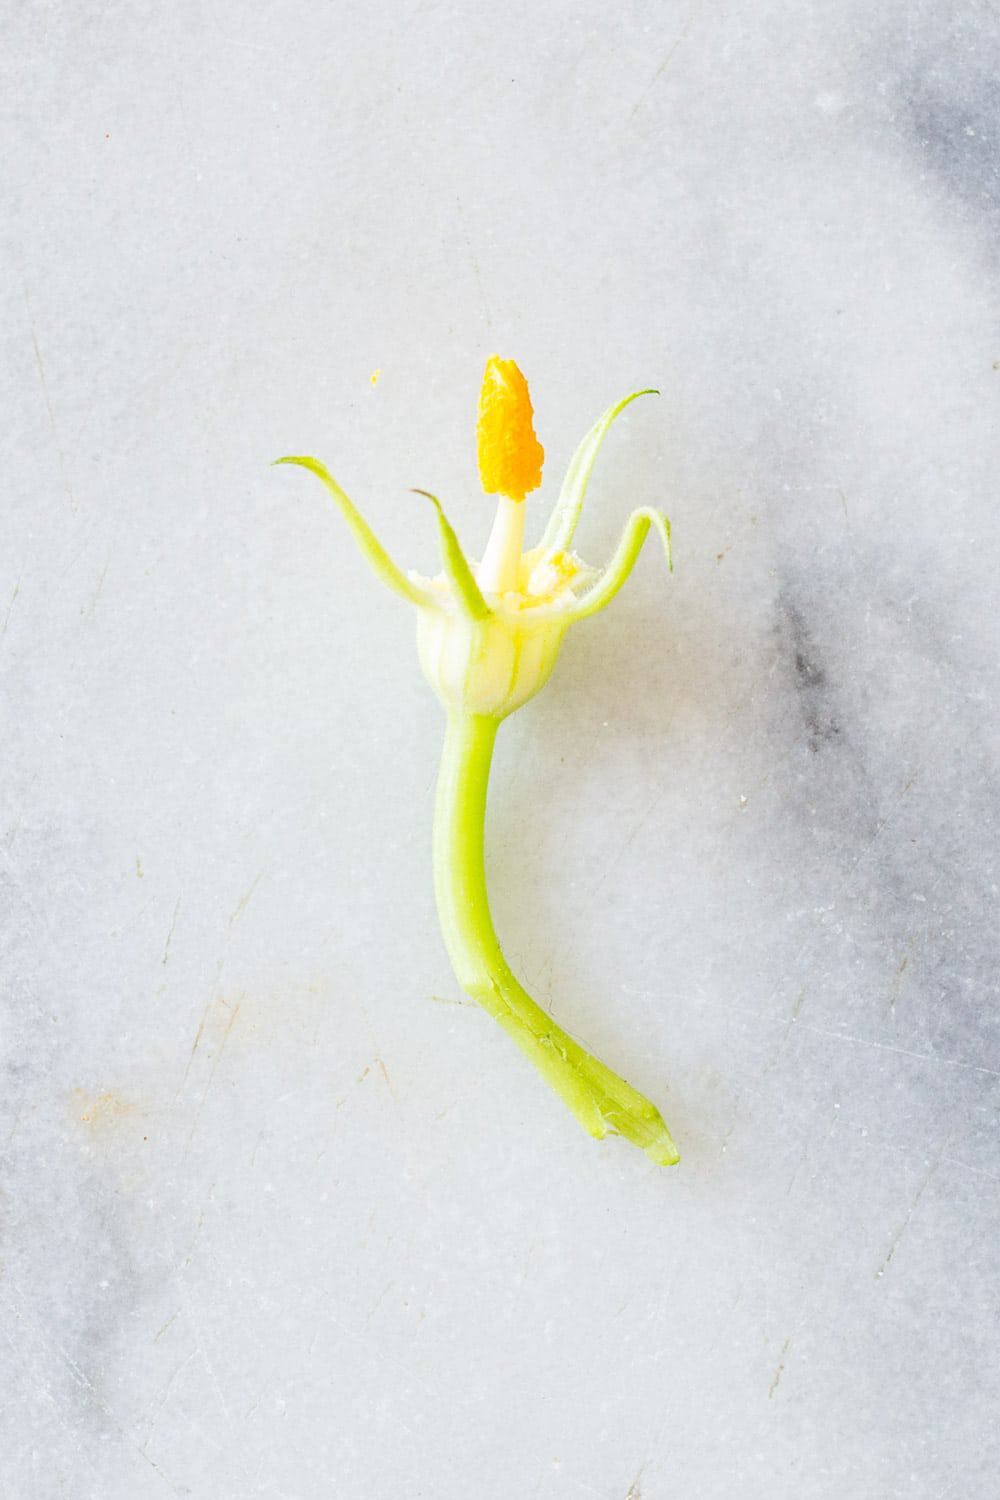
[{"left": 476, "top": 355, "right": 544, "bottom": 502}]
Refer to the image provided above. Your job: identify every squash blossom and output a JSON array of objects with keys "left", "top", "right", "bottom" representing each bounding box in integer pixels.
[{"left": 276, "top": 357, "right": 678, "bottom": 1166}]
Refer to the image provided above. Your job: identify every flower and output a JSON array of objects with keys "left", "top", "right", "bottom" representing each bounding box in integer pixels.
[
  {"left": 277, "top": 357, "right": 671, "bottom": 721},
  {"left": 276, "top": 357, "right": 678, "bottom": 1165}
]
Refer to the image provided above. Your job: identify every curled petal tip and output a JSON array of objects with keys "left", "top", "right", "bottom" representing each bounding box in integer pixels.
[
  {"left": 273, "top": 453, "right": 431, "bottom": 607},
  {"left": 540, "top": 387, "right": 660, "bottom": 554},
  {"left": 411, "top": 488, "right": 490, "bottom": 620}
]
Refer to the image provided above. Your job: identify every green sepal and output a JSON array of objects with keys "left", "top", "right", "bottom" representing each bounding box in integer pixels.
[
  {"left": 539, "top": 389, "right": 659, "bottom": 554},
  {"left": 568, "top": 507, "right": 672, "bottom": 622},
  {"left": 274, "top": 456, "right": 431, "bottom": 607},
  {"left": 411, "top": 490, "right": 491, "bottom": 621}
]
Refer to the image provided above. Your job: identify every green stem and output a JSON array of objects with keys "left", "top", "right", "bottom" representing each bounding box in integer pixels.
[{"left": 433, "top": 711, "right": 679, "bottom": 1166}]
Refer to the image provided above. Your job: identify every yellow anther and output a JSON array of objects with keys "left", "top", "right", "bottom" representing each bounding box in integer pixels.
[{"left": 476, "top": 355, "right": 544, "bottom": 502}]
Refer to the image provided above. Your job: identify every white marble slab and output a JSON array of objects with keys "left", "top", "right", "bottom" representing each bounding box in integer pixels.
[{"left": 2, "top": 1, "right": 998, "bottom": 1496}]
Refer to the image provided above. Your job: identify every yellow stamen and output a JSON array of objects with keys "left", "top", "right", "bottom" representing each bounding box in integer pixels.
[{"left": 476, "top": 355, "right": 544, "bottom": 502}]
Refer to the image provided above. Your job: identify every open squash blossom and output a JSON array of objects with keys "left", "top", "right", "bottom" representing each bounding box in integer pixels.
[{"left": 276, "top": 356, "right": 678, "bottom": 1166}]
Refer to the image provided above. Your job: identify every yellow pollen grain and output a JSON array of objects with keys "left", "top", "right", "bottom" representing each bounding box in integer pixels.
[
  {"left": 476, "top": 355, "right": 544, "bottom": 502},
  {"left": 370, "top": 368, "right": 381, "bottom": 387},
  {"left": 547, "top": 551, "right": 578, "bottom": 585}
]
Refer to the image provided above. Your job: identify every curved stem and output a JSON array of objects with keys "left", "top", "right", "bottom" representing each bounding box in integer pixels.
[{"left": 433, "top": 711, "right": 679, "bottom": 1165}]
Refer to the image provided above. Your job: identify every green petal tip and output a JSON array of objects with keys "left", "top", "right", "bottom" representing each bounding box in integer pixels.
[
  {"left": 540, "top": 388, "right": 661, "bottom": 554},
  {"left": 411, "top": 488, "right": 490, "bottom": 620}
]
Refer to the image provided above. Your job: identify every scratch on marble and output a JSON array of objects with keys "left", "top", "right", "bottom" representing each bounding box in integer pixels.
[
  {"left": 784, "top": 1137, "right": 811, "bottom": 1198},
  {"left": 183, "top": 1000, "right": 242, "bottom": 1152},
  {"left": 759, "top": 987, "right": 807, "bottom": 1079},
  {"left": 180, "top": 997, "right": 212, "bottom": 1088},
  {"left": 719, "top": 1108, "right": 740, "bottom": 1156},
  {"left": 184, "top": 1294, "right": 234, "bottom": 1431},
  {"left": 796, "top": 1020, "right": 1000, "bottom": 1079},
  {"left": 876, "top": 1156, "right": 943, "bottom": 1280},
  {"left": 19, "top": 1367, "right": 107, "bottom": 1486},
  {"left": 840, "top": 771, "right": 919, "bottom": 886},
  {"left": 941, "top": 1156, "right": 1000, "bottom": 1184},
  {"left": 362, "top": 1281, "right": 395, "bottom": 1328},
  {"left": 244, "top": 1390, "right": 265, "bottom": 1421},
  {"left": 629, "top": 7, "right": 700, "bottom": 119},
  {"left": 84, "top": 555, "right": 111, "bottom": 615},
  {"left": 161, "top": 897, "right": 181, "bottom": 966},
  {"left": 0, "top": 1317, "right": 107, "bottom": 1488},
  {"left": 228, "top": 868, "right": 265, "bottom": 929},
  {"left": 768, "top": 1337, "right": 791, "bottom": 1397},
  {"left": 152, "top": 1310, "right": 179, "bottom": 1344},
  {"left": 375, "top": 1055, "right": 396, "bottom": 1096},
  {"left": 1, "top": 577, "right": 21, "bottom": 638},
  {"left": 591, "top": 784, "right": 669, "bottom": 896},
  {"left": 2, "top": 1285, "right": 183, "bottom": 1494},
  {"left": 24, "top": 289, "right": 76, "bottom": 511},
  {"left": 173, "top": 1192, "right": 213, "bottom": 1272},
  {"left": 625, "top": 1465, "right": 646, "bottom": 1499},
  {"left": 140, "top": 1348, "right": 196, "bottom": 1453},
  {"left": 888, "top": 947, "right": 913, "bottom": 1018},
  {"left": 322, "top": 1304, "right": 452, "bottom": 1400},
  {"left": 787, "top": 1102, "right": 841, "bottom": 1197}
]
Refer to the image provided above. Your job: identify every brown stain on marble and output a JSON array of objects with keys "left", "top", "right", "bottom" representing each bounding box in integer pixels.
[{"left": 72, "top": 1089, "right": 141, "bottom": 1130}]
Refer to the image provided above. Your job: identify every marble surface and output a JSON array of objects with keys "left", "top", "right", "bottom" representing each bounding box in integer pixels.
[{"left": 2, "top": 2, "right": 999, "bottom": 1496}]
